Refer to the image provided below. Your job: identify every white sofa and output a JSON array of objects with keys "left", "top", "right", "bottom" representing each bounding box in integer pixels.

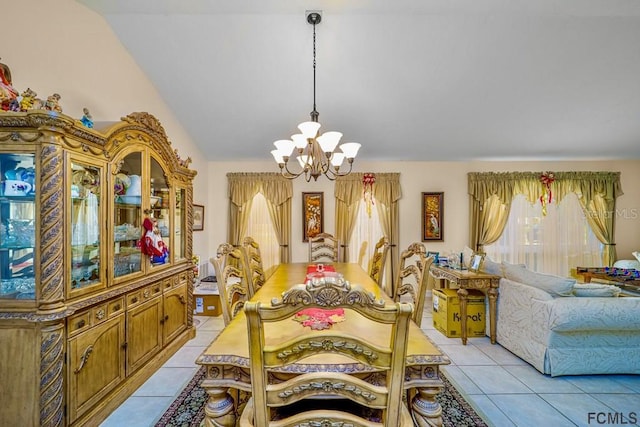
[{"left": 487, "top": 262, "right": 640, "bottom": 376}]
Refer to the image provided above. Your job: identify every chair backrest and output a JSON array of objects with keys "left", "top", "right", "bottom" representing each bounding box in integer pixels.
[
  {"left": 394, "top": 242, "right": 434, "bottom": 327},
  {"left": 242, "top": 236, "right": 266, "bottom": 297},
  {"left": 369, "top": 236, "right": 390, "bottom": 289},
  {"left": 210, "top": 242, "right": 250, "bottom": 325},
  {"left": 308, "top": 232, "right": 339, "bottom": 263},
  {"left": 244, "top": 277, "right": 412, "bottom": 427}
]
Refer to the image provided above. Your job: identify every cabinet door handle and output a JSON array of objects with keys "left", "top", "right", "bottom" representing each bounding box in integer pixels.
[
  {"left": 73, "top": 345, "right": 93, "bottom": 374},
  {"left": 77, "top": 319, "right": 86, "bottom": 329},
  {"left": 131, "top": 297, "right": 138, "bottom": 304},
  {"left": 154, "top": 287, "right": 160, "bottom": 293},
  {"left": 179, "top": 295, "right": 186, "bottom": 305},
  {"left": 114, "top": 304, "right": 121, "bottom": 311}
]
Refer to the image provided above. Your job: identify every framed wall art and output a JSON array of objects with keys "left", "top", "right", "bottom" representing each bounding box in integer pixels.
[
  {"left": 302, "top": 192, "right": 323, "bottom": 242},
  {"left": 193, "top": 204, "right": 205, "bottom": 231},
  {"left": 422, "top": 192, "right": 443, "bottom": 241}
]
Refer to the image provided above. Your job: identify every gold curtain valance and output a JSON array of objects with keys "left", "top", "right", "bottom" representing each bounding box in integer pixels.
[
  {"left": 227, "top": 172, "right": 292, "bottom": 207},
  {"left": 468, "top": 171, "right": 623, "bottom": 207},
  {"left": 335, "top": 172, "right": 402, "bottom": 207}
]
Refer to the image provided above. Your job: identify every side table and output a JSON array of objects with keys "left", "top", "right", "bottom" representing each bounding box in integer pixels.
[{"left": 429, "top": 265, "right": 500, "bottom": 345}]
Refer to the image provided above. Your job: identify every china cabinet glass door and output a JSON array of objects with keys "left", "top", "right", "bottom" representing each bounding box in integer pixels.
[
  {"left": 69, "top": 159, "right": 103, "bottom": 295},
  {"left": 148, "top": 157, "right": 170, "bottom": 267},
  {"left": 174, "top": 187, "right": 186, "bottom": 261},
  {"left": 113, "top": 152, "right": 142, "bottom": 279},
  {"left": 0, "top": 153, "right": 36, "bottom": 300}
]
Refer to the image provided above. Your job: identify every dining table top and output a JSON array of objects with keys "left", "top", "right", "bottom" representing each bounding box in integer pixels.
[{"left": 196, "top": 262, "right": 449, "bottom": 370}]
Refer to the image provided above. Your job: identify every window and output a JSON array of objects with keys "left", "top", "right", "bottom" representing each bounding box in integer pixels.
[
  {"left": 348, "top": 197, "right": 384, "bottom": 276},
  {"left": 484, "top": 193, "right": 603, "bottom": 276},
  {"left": 245, "top": 192, "right": 279, "bottom": 276}
]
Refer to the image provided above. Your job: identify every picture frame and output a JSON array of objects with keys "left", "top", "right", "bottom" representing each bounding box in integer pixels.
[
  {"left": 422, "top": 192, "right": 444, "bottom": 241},
  {"left": 426, "top": 251, "right": 440, "bottom": 264},
  {"left": 302, "top": 192, "right": 323, "bottom": 242},
  {"left": 193, "top": 204, "right": 205, "bottom": 231},
  {"left": 469, "top": 252, "right": 485, "bottom": 272}
]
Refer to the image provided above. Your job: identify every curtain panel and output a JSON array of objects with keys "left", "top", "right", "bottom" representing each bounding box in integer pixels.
[
  {"left": 468, "top": 171, "right": 623, "bottom": 265},
  {"left": 227, "top": 173, "right": 292, "bottom": 262}
]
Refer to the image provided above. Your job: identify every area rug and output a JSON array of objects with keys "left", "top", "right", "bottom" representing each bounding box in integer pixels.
[{"left": 154, "top": 367, "right": 488, "bottom": 427}]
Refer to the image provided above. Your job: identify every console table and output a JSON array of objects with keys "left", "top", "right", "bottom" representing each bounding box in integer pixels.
[{"left": 429, "top": 265, "right": 500, "bottom": 345}]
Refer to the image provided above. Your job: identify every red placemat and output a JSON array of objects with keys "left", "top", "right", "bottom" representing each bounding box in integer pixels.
[
  {"left": 306, "top": 264, "right": 336, "bottom": 275},
  {"left": 293, "top": 307, "right": 345, "bottom": 330}
]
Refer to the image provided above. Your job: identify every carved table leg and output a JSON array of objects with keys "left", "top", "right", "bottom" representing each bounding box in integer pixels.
[
  {"left": 202, "top": 386, "right": 236, "bottom": 427},
  {"left": 411, "top": 386, "right": 443, "bottom": 427},
  {"left": 488, "top": 286, "right": 499, "bottom": 344},
  {"left": 457, "top": 287, "right": 469, "bottom": 345}
]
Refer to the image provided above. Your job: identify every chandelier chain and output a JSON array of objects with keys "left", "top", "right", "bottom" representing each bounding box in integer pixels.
[{"left": 311, "top": 16, "right": 318, "bottom": 122}]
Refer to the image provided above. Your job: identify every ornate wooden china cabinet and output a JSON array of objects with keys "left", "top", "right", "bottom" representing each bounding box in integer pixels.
[{"left": 0, "top": 111, "right": 197, "bottom": 426}]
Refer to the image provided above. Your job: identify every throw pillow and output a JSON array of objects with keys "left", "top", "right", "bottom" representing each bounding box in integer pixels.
[
  {"left": 573, "top": 283, "right": 621, "bottom": 297},
  {"left": 482, "top": 257, "right": 503, "bottom": 276},
  {"left": 633, "top": 251, "right": 640, "bottom": 263},
  {"left": 502, "top": 262, "right": 575, "bottom": 297}
]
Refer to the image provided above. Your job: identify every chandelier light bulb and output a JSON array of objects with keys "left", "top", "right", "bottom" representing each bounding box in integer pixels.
[
  {"left": 339, "top": 142, "right": 362, "bottom": 159},
  {"left": 316, "top": 131, "right": 342, "bottom": 153},
  {"left": 273, "top": 140, "right": 295, "bottom": 157},
  {"left": 298, "top": 121, "right": 321, "bottom": 139}
]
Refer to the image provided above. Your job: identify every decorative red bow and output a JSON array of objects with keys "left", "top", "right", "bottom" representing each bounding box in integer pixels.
[
  {"left": 539, "top": 171, "right": 555, "bottom": 215},
  {"left": 363, "top": 173, "right": 376, "bottom": 217}
]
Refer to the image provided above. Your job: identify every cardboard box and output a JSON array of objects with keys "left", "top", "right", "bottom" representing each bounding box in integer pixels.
[
  {"left": 432, "top": 288, "right": 485, "bottom": 338},
  {"left": 193, "top": 287, "right": 222, "bottom": 317}
]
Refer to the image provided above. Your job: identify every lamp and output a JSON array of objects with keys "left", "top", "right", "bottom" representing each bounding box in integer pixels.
[{"left": 271, "top": 11, "right": 361, "bottom": 181}]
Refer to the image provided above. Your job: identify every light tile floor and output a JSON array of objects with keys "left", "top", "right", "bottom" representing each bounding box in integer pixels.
[{"left": 102, "top": 299, "right": 640, "bottom": 427}]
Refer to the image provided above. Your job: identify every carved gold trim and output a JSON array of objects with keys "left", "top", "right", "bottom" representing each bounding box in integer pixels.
[
  {"left": 40, "top": 322, "right": 65, "bottom": 427},
  {"left": 276, "top": 338, "right": 379, "bottom": 364},
  {"left": 278, "top": 380, "right": 377, "bottom": 402},
  {"left": 275, "top": 280, "right": 384, "bottom": 308}
]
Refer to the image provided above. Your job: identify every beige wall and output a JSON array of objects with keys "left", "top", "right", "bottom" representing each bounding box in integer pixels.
[{"left": 205, "top": 160, "right": 640, "bottom": 267}]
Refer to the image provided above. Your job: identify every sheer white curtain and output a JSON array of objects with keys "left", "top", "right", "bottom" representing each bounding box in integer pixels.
[
  {"left": 245, "top": 192, "right": 280, "bottom": 277},
  {"left": 348, "top": 196, "right": 384, "bottom": 276},
  {"left": 484, "top": 193, "right": 603, "bottom": 276}
]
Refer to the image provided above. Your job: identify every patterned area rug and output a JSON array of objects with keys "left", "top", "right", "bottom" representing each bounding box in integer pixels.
[{"left": 154, "top": 367, "right": 488, "bottom": 427}]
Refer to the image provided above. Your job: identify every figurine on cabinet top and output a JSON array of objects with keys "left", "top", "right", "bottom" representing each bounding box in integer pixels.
[
  {"left": 140, "top": 217, "right": 169, "bottom": 264},
  {"left": 0, "top": 59, "right": 19, "bottom": 111},
  {"left": 80, "top": 107, "right": 93, "bottom": 128},
  {"left": 19, "top": 88, "right": 41, "bottom": 111},
  {"left": 44, "top": 93, "right": 63, "bottom": 113}
]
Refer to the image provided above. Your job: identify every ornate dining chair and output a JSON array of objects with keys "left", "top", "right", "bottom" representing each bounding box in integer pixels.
[
  {"left": 308, "top": 232, "right": 339, "bottom": 263},
  {"left": 242, "top": 236, "right": 266, "bottom": 297},
  {"left": 239, "top": 277, "right": 414, "bottom": 427},
  {"left": 210, "top": 242, "right": 250, "bottom": 325},
  {"left": 393, "top": 242, "right": 434, "bottom": 327},
  {"left": 369, "top": 236, "right": 390, "bottom": 290}
]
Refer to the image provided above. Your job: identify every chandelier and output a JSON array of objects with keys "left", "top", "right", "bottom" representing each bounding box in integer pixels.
[{"left": 271, "top": 11, "right": 361, "bottom": 181}]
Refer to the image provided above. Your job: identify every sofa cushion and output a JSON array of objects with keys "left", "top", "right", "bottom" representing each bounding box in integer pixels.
[
  {"left": 573, "top": 283, "right": 621, "bottom": 297},
  {"left": 502, "top": 262, "right": 575, "bottom": 297}
]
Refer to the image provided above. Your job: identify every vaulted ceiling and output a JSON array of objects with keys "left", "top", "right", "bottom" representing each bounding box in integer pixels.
[{"left": 77, "top": 0, "right": 640, "bottom": 162}]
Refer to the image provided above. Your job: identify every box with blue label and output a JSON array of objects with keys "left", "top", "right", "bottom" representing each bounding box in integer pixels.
[{"left": 432, "top": 288, "right": 485, "bottom": 338}]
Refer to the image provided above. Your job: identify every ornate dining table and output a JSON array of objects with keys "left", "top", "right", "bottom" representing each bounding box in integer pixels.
[{"left": 195, "top": 262, "right": 450, "bottom": 427}]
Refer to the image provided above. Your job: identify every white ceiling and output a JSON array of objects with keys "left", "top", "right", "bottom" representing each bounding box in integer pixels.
[{"left": 77, "top": 0, "right": 640, "bottom": 162}]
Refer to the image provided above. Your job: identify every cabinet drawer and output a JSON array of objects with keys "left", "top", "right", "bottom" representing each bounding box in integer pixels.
[
  {"left": 91, "top": 303, "right": 109, "bottom": 325},
  {"left": 108, "top": 297, "right": 125, "bottom": 317},
  {"left": 126, "top": 290, "right": 142, "bottom": 308},
  {"left": 144, "top": 283, "right": 163, "bottom": 300},
  {"left": 178, "top": 272, "right": 189, "bottom": 287},
  {"left": 68, "top": 311, "right": 92, "bottom": 336}
]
